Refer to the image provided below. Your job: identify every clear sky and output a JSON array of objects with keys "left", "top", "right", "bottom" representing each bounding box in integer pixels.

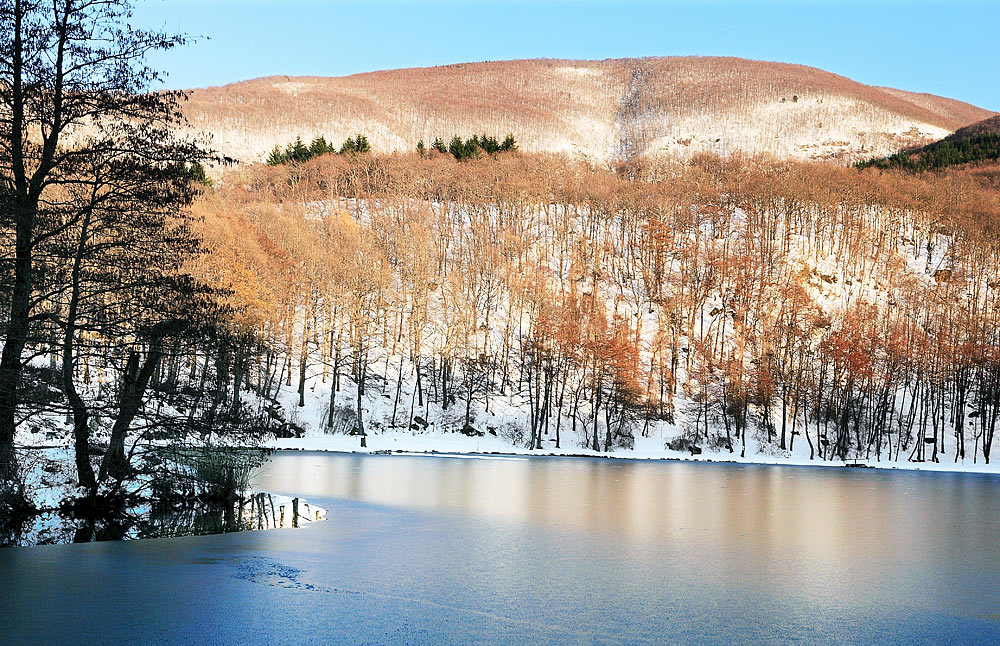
[{"left": 135, "top": 0, "right": 1000, "bottom": 111}]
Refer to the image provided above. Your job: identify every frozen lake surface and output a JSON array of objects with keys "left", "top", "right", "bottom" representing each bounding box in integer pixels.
[{"left": 2, "top": 452, "right": 999, "bottom": 644}]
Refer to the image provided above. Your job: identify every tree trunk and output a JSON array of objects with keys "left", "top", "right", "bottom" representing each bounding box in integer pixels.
[
  {"left": 231, "top": 338, "right": 246, "bottom": 417},
  {"left": 297, "top": 334, "right": 308, "bottom": 408},
  {"left": 592, "top": 380, "right": 602, "bottom": 452},
  {"left": 357, "top": 374, "right": 366, "bottom": 448},
  {"left": 0, "top": 7, "right": 32, "bottom": 511},
  {"left": 64, "top": 326, "right": 95, "bottom": 494},
  {"left": 392, "top": 355, "right": 405, "bottom": 427},
  {"left": 207, "top": 345, "right": 230, "bottom": 425},
  {"left": 326, "top": 366, "right": 338, "bottom": 430},
  {"left": 0, "top": 199, "right": 33, "bottom": 508},
  {"left": 357, "top": 349, "right": 367, "bottom": 447},
  {"left": 99, "top": 326, "right": 172, "bottom": 483},
  {"left": 63, "top": 209, "right": 97, "bottom": 492}
]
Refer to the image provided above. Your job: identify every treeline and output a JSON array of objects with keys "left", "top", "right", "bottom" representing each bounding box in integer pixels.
[
  {"left": 267, "top": 134, "right": 372, "bottom": 166},
  {"left": 194, "top": 151, "right": 1000, "bottom": 465},
  {"left": 857, "top": 133, "right": 1000, "bottom": 172},
  {"left": 268, "top": 133, "right": 518, "bottom": 165},
  {"left": 418, "top": 134, "right": 517, "bottom": 160}
]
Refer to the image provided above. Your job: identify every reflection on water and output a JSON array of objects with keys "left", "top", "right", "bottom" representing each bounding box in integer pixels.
[
  {"left": 259, "top": 453, "right": 997, "bottom": 553},
  {"left": 1, "top": 492, "right": 317, "bottom": 547},
  {"left": 2, "top": 452, "right": 999, "bottom": 645},
  {"left": 256, "top": 452, "right": 1000, "bottom": 615}
]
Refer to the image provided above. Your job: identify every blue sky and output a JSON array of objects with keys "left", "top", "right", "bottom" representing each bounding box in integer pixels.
[{"left": 136, "top": 1, "right": 1000, "bottom": 111}]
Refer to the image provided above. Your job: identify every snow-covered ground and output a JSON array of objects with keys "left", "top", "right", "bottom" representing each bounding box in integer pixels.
[
  {"left": 269, "top": 429, "right": 1000, "bottom": 474},
  {"left": 238, "top": 190, "right": 1000, "bottom": 476},
  {"left": 264, "top": 345, "right": 1000, "bottom": 475}
]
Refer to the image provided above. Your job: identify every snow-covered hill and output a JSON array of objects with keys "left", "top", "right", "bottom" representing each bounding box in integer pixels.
[{"left": 180, "top": 56, "right": 995, "bottom": 166}]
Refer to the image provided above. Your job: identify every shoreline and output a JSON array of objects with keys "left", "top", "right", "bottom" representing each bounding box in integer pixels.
[{"left": 268, "top": 435, "right": 1000, "bottom": 476}]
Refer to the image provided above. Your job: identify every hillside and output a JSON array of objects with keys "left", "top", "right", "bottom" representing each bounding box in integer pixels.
[
  {"left": 176, "top": 152, "right": 1000, "bottom": 470},
  {"left": 858, "top": 115, "right": 1000, "bottom": 171},
  {"left": 181, "top": 57, "right": 995, "bottom": 165}
]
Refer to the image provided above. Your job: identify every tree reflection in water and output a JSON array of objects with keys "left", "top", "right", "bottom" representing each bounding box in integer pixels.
[{"left": 2, "top": 491, "right": 317, "bottom": 547}]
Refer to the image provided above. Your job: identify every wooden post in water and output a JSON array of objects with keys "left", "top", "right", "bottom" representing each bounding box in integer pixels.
[
  {"left": 292, "top": 497, "right": 299, "bottom": 528},
  {"left": 269, "top": 494, "right": 277, "bottom": 528},
  {"left": 279, "top": 505, "right": 285, "bottom": 527}
]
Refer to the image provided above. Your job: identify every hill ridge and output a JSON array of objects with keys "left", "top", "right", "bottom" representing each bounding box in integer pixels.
[{"left": 180, "top": 56, "right": 996, "bottom": 165}]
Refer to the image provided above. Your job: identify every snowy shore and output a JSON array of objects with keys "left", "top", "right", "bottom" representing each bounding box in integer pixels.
[{"left": 268, "top": 431, "right": 1000, "bottom": 475}]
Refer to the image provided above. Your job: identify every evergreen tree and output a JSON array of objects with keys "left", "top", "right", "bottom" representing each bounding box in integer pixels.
[
  {"left": 480, "top": 134, "right": 500, "bottom": 154},
  {"left": 463, "top": 137, "right": 481, "bottom": 159},
  {"left": 267, "top": 145, "right": 285, "bottom": 166},
  {"left": 857, "top": 133, "right": 1000, "bottom": 172},
  {"left": 310, "top": 136, "right": 331, "bottom": 157},
  {"left": 187, "top": 162, "right": 212, "bottom": 187},
  {"left": 290, "top": 136, "right": 310, "bottom": 162},
  {"left": 340, "top": 136, "right": 358, "bottom": 154}
]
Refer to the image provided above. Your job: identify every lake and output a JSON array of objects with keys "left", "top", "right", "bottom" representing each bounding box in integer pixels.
[{"left": 1, "top": 452, "right": 999, "bottom": 644}]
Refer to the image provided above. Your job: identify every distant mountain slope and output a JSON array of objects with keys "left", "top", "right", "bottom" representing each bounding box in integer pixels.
[
  {"left": 951, "top": 114, "right": 1000, "bottom": 138},
  {"left": 181, "top": 57, "right": 996, "bottom": 165},
  {"left": 857, "top": 115, "right": 1000, "bottom": 171}
]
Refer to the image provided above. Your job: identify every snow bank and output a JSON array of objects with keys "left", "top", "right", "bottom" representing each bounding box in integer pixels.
[{"left": 269, "top": 430, "right": 1000, "bottom": 475}]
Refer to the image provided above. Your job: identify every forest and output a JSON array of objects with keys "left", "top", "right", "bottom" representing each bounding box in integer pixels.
[
  {"left": 189, "top": 150, "right": 1000, "bottom": 467},
  {"left": 857, "top": 115, "right": 1000, "bottom": 171},
  {"left": 858, "top": 132, "right": 1000, "bottom": 171}
]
